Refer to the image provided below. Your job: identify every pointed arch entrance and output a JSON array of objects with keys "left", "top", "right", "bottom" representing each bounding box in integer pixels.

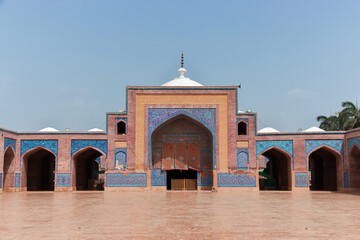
[
  {"left": 72, "top": 147, "right": 105, "bottom": 191},
  {"left": 22, "top": 147, "right": 56, "bottom": 191},
  {"left": 349, "top": 145, "right": 360, "bottom": 189},
  {"left": 258, "top": 147, "right": 292, "bottom": 191},
  {"left": 308, "top": 146, "right": 341, "bottom": 191},
  {"left": 3, "top": 146, "right": 15, "bottom": 190},
  {"left": 151, "top": 114, "right": 213, "bottom": 190}
]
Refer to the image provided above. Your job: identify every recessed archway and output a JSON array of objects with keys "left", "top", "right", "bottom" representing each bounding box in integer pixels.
[
  {"left": 151, "top": 114, "right": 213, "bottom": 190},
  {"left": 308, "top": 146, "right": 341, "bottom": 191},
  {"left": 3, "top": 146, "right": 15, "bottom": 190},
  {"left": 23, "top": 147, "right": 56, "bottom": 191},
  {"left": 72, "top": 147, "right": 105, "bottom": 191},
  {"left": 349, "top": 145, "right": 360, "bottom": 189},
  {"left": 258, "top": 147, "right": 292, "bottom": 191}
]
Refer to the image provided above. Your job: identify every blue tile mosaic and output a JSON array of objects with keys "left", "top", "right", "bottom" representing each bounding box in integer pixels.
[
  {"left": 256, "top": 140, "right": 293, "bottom": 158},
  {"left": 237, "top": 149, "right": 249, "bottom": 169},
  {"left": 197, "top": 170, "right": 213, "bottom": 187},
  {"left": 305, "top": 140, "right": 343, "bottom": 156},
  {"left": 236, "top": 118, "right": 249, "bottom": 123},
  {"left": 0, "top": 173, "right": 2, "bottom": 189},
  {"left": 148, "top": 108, "right": 216, "bottom": 169},
  {"left": 151, "top": 169, "right": 166, "bottom": 186},
  {"left": 4, "top": 138, "right": 16, "bottom": 152},
  {"left": 295, "top": 173, "right": 308, "bottom": 187},
  {"left": 56, "top": 174, "right": 71, "bottom": 187},
  {"left": 217, "top": 173, "right": 256, "bottom": 187},
  {"left": 106, "top": 173, "right": 147, "bottom": 187},
  {"left": 15, "top": 173, "right": 20, "bottom": 188},
  {"left": 71, "top": 140, "right": 108, "bottom": 156},
  {"left": 21, "top": 140, "right": 58, "bottom": 157},
  {"left": 115, "top": 149, "right": 127, "bottom": 170},
  {"left": 348, "top": 137, "right": 360, "bottom": 154},
  {"left": 344, "top": 172, "right": 350, "bottom": 188}
]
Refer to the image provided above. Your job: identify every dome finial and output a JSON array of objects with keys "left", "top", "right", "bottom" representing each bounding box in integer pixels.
[{"left": 181, "top": 52, "right": 184, "bottom": 68}]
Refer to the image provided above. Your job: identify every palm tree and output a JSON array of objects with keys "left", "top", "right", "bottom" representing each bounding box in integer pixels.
[
  {"left": 339, "top": 101, "right": 360, "bottom": 130},
  {"left": 317, "top": 114, "right": 341, "bottom": 131}
]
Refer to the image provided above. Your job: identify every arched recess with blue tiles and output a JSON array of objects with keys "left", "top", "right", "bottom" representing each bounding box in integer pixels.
[
  {"left": 20, "top": 140, "right": 58, "bottom": 191},
  {"left": 148, "top": 108, "right": 215, "bottom": 190},
  {"left": 71, "top": 140, "right": 107, "bottom": 191},
  {"left": 3, "top": 138, "right": 16, "bottom": 190},
  {"left": 305, "top": 140, "right": 343, "bottom": 191},
  {"left": 256, "top": 141, "right": 293, "bottom": 191},
  {"left": 348, "top": 137, "right": 360, "bottom": 189}
]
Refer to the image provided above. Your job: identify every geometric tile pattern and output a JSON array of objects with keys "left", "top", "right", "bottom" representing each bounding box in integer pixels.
[
  {"left": 71, "top": 140, "right": 108, "bottom": 156},
  {"left": 15, "top": 173, "right": 20, "bottom": 188},
  {"left": 237, "top": 149, "right": 249, "bottom": 169},
  {"left": 348, "top": 137, "right": 360, "bottom": 154},
  {"left": 217, "top": 173, "right": 256, "bottom": 187},
  {"left": 56, "top": 173, "right": 71, "bottom": 187},
  {"left": 20, "top": 140, "right": 58, "bottom": 157},
  {"left": 4, "top": 138, "right": 16, "bottom": 152},
  {"left": 344, "top": 172, "right": 350, "bottom": 188},
  {"left": 106, "top": 173, "right": 147, "bottom": 187},
  {"left": 256, "top": 140, "right": 293, "bottom": 158},
  {"left": 151, "top": 169, "right": 166, "bottom": 186},
  {"left": 295, "top": 173, "right": 308, "bottom": 187},
  {"left": 305, "top": 140, "right": 343, "bottom": 156},
  {"left": 148, "top": 108, "right": 216, "bottom": 169}
]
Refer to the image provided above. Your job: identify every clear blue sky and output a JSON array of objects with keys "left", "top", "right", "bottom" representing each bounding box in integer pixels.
[{"left": 1, "top": 0, "right": 360, "bottom": 132}]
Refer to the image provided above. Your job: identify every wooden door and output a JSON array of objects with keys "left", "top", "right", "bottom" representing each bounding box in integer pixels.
[{"left": 162, "top": 142, "right": 175, "bottom": 170}]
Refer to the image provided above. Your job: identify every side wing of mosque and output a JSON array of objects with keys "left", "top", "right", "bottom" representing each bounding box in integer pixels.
[{"left": 1, "top": 59, "right": 360, "bottom": 192}]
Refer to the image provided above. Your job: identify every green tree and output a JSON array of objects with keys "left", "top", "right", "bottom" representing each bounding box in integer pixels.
[
  {"left": 317, "top": 114, "right": 341, "bottom": 131},
  {"left": 339, "top": 101, "right": 360, "bottom": 130}
]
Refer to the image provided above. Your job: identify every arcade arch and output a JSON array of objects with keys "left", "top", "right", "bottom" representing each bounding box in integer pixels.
[
  {"left": 349, "top": 145, "right": 360, "bottom": 189},
  {"left": 3, "top": 146, "right": 15, "bottom": 190}
]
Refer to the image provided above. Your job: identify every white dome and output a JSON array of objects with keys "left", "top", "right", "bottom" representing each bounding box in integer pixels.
[
  {"left": 258, "top": 127, "right": 280, "bottom": 133},
  {"left": 39, "top": 127, "right": 59, "bottom": 132},
  {"left": 88, "top": 128, "right": 105, "bottom": 132},
  {"left": 303, "top": 126, "right": 325, "bottom": 132},
  {"left": 162, "top": 66, "right": 203, "bottom": 87}
]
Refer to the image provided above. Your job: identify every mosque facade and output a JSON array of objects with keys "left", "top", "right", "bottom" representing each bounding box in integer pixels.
[{"left": 1, "top": 61, "right": 360, "bottom": 192}]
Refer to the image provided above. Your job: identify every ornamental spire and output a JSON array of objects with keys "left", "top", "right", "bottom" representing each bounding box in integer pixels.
[
  {"left": 178, "top": 52, "right": 186, "bottom": 78},
  {"left": 181, "top": 52, "right": 184, "bottom": 68}
]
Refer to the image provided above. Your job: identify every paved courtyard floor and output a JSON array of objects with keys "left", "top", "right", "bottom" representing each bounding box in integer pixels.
[{"left": 0, "top": 191, "right": 360, "bottom": 239}]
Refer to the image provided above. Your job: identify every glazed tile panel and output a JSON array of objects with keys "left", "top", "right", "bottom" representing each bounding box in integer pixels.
[
  {"left": 237, "top": 149, "right": 249, "bottom": 169},
  {"left": 106, "top": 173, "right": 147, "bottom": 187},
  {"left": 21, "top": 140, "right": 58, "bottom": 157},
  {"left": 217, "top": 173, "right": 256, "bottom": 187},
  {"left": 305, "top": 140, "right": 343, "bottom": 156},
  {"left": 0, "top": 174, "right": 2, "bottom": 188},
  {"left": 4, "top": 138, "right": 16, "bottom": 152},
  {"left": 151, "top": 169, "right": 166, "bottom": 186},
  {"left": 15, "top": 173, "right": 20, "bottom": 188},
  {"left": 56, "top": 174, "right": 71, "bottom": 187},
  {"left": 295, "top": 173, "right": 308, "bottom": 187},
  {"left": 256, "top": 141, "right": 293, "bottom": 158},
  {"left": 344, "top": 172, "right": 350, "bottom": 188},
  {"left": 71, "top": 140, "right": 108, "bottom": 156},
  {"left": 348, "top": 137, "right": 360, "bottom": 153}
]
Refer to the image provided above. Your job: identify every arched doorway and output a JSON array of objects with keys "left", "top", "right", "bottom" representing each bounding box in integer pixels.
[
  {"left": 258, "top": 148, "right": 292, "bottom": 191},
  {"left": 151, "top": 115, "right": 213, "bottom": 190},
  {"left": 3, "top": 146, "right": 15, "bottom": 190},
  {"left": 350, "top": 145, "right": 360, "bottom": 189},
  {"left": 23, "top": 148, "right": 56, "bottom": 191},
  {"left": 72, "top": 148, "right": 104, "bottom": 191},
  {"left": 308, "top": 147, "right": 341, "bottom": 191}
]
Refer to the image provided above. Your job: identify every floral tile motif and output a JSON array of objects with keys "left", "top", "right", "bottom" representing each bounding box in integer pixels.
[
  {"left": 237, "top": 149, "right": 249, "bottom": 169},
  {"left": 305, "top": 140, "right": 343, "bottom": 156},
  {"left": 151, "top": 169, "right": 166, "bottom": 186},
  {"left": 21, "top": 140, "right": 58, "bottom": 157},
  {"left": 295, "top": 173, "right": 308, "bottom": 187},
  {"left": 56, "top": 174, "right": 71, "bottom": 187},
  {"left": 344, "top": 172, "right": 350, "bottom": 188},
  {"left": 15, "top": 173, "right": 20, "bottom": 188},
  {"left": 106, "top": 173, "right": 147, "bottom": 187},
  {"left": 198, "top": 170, "right": 213, "bottom": 187},
  {"left": 217, "top": 173, "right": 256, "bottom": 187},
  {"left": 4, "top": 138, "right": 16, "bottom": 152},
  {"left": 71, "top": 140, "right": 108, "bottom": 156},
  {"left": 256, "top": 140, "right": 293, "bottom": 158},
  {"left": 348, "top": 137, "right": 360, "bottom": 153},
  {"left": 115, "top": 149, "right": 127, "bottom": 170}
]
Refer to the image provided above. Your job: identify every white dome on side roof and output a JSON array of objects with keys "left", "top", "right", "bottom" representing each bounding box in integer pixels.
[
  {"left": 258, "top": 127, "right": 280, "bottom": 133},
  {"left": 303, "top": 126, "right": 325, "bottom": 132},
  {"left": 39, "top": 127, "right": 59, "bottom": 132},
  {"left": 88, "top": 128, "right": 105, "bottom": 132}
]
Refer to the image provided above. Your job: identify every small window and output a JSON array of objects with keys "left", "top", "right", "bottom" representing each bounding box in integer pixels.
[
  {"left": 237, "top": 122, "right": 247, "bottom": 135},
  {"left": 117, "top": 121, "right": 126, "bottom": 135}
]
